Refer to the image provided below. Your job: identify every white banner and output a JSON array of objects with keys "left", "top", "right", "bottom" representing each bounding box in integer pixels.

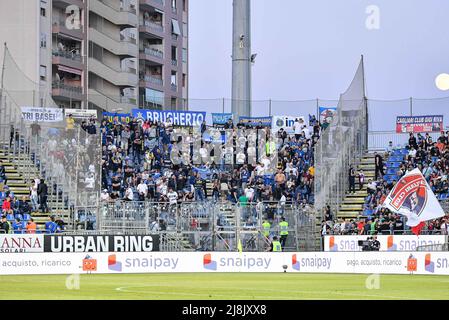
[
  {"left": 0, "top": 234, "right": 44, "bottom": 253},
  {"left": 21, "top": 107, "right": 63, "bottom": 122},
  {"left": 65, "top": 108, "right": 98, "bottom": 119},
  {"left": 383, "top": 168, "right": 445, "bottom": 227},
  {"left": 272, "top": 115, "right": 305, "bottom": 134},
  {"left": 323, "top": 235, "right": 446, "bottom": 252},
  {"left": 2, "top": 251, "right": 449, "bottom": 275}
]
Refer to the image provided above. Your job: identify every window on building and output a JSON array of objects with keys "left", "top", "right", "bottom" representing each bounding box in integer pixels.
[
  {"left": 145, "top": 88, "right": 164, "bottom": 105},
  {"left": 182, "top": 48, "right": 187, "bottom": 63},
  {"left": 171, "top": 71, "right": 177, "bottom": 85},
  {"left": 171, "top": 19, "right": 181, "bottom": 35},
  {"left": 182, "top": 0, "right": 187, "bottom": 12},
  {"left": 171, "top": 97, "right": 177, "bottom": 108},
  {"left": 172, "top": 0, "right": 176, "bottom": 9},
  {"left": 40, "top": 7, "right": 46, "bottom": 17},
  {"left": 40, "top": 65, "right": 47, "bottom": 81},
  {"left": 171, "top": 46, "right": 177, "bottom": 62},
  {"left": 182, "top": 73, "right": 186, "bottom": 87},
  {"left": 40, "top": 33, "right": 47, "bottom": 48},
  {"left": 183, "top": 22, "right": 187, "bottom": 38}
]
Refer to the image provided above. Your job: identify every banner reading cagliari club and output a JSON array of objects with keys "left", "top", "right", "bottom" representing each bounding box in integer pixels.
[
  {"left": 132, "top": 109, "right": 206, "bottom": 127},
  {"left": 396, "top": 115, "right": 443, "bottom": 133},
  {"left": 382, "top": 168, "right": 445, "bottom": 227}
]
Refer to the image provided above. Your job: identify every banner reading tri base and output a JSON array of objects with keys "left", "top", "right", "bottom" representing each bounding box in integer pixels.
[{"left": 0, "top": 301, "right": 439, "bottom": 319}]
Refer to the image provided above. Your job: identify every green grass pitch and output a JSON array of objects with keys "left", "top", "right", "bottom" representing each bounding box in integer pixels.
[{"left": 0, "top": 273, "right": 448, "bottom": 300}]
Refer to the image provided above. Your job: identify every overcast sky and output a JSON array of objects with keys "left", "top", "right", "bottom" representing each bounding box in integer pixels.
[{"left": 189, "top": 0, "right": 449, "bottom": 103}]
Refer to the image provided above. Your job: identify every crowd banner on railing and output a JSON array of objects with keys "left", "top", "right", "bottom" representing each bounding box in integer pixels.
[
  {"left": 44, "top": 235, "right": 160, "bottom": 252},
  {"left": 319, "top": 106, "right": 337, "bottom": 123},
  {"left": 323, "top": 235, "right": 446, "bottom": 252},
  {"left": 2, "top": 251, "right": 449, "bottom": 275},
  {"left": 102, "top": 112, "right": 132, "bottom": 124},
  {"left": 0, "top": 234, "right": 44, "bottom": 253},
  {"left": 211, "top": 113, "right": 233, "bottom": 125},
  {"left": 396, "top": 115, "right": 444, "bottom": 133},
  {"left": 271, "top": 115, "right": 305, "bottom": 134},
  {"left": 238, "top": 116, "right": 272, "bottom": 127},
  {"left": 0, "top": 234, "right": 160, "bottom": 253},
  {"left": 133, "top": 109, "right": 206, "bottom": 126},
  {"left": 21, "top": 107, "right": 64, "bottom": 122},
  {"left": 65, "top": 108, "right": 98, "bottom": 119}
]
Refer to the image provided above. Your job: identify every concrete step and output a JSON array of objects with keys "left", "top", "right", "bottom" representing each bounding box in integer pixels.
[{"left": 342, "top": 198, "right": 366, "bottom": 204}]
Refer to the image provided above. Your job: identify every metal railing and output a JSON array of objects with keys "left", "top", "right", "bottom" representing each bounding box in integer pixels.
[
  {"left": 368, "top": 131, "right": 441, "bottom": 151},
  {"left": 52, "top": 81, "right": 83, "bottom": 94},
  {"left": 141, "top": 74, "right": 163, "bottom": 86},
  {"left": 95, "top": 200, "right": 317, "bottom": 252},
  {"left": 142, "top": 20, "right": 164, "bottom": 32},
  {"left": 141, "top": 47, "right": 164, "bottom": 59},
  {"left": 52, "top": 49, "right": 82, "bottom": 62}
]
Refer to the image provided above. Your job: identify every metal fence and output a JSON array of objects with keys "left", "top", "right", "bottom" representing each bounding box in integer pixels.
[
  {"left": 314, "top": 58, "right": 368, "bottom": 219},
  {"left": 95, "top": 200, "right": 317, "bottom": 252}
]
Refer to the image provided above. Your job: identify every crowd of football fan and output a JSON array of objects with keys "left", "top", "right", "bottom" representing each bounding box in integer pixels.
[
  {"left": 99, "top": 116, "right": 320, "bottom": 206},
  {"left": 321, "top": 131, "right": 449, "bottom": 236}
]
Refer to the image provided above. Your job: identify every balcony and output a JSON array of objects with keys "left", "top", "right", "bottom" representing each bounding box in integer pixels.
[
  {"left": 52, "top": 20, "right": 83, "bottom": 40},
  {"left": 139, "top": 20, "right": 164, "bottom": 38},
  {"left": 171, "top": 34, "right": 179, "bottom": 41},
  {"left": 140, "top": 0, "right": 164, "bottom": 11},
  {"left": 53, "top": 0, "right": 84, "bottom": 10},
  {"left": 141, "top": 20, "right": 164, "bottom": 32},
  {"left": 171, "top": 83, "right": 177, "bottom": 92},
  {"left": 89, "top": 27, "right": 137, "bottom": 58},
  {"left": 142, "top": 47, "right": 163, "bottom": 59},
  {"left": 139, "top": 75, "right": 163, "bottom": 89},
  {"left": 52, "top": 81, "right": 84, "bottom": 101},
  {"left": 171, "top": 59, "right": 178, "bottom": 67},
  {"left": 89, "top": 57, "right": 138, "bottom": 87},
  {"left": 139, "top": 48, "right": 164, "bottom": 64},
  {"left": 88, "top": 88, "right": 136, "bottom": 113},
  {"left": 52, "top": 50, "right": 84, "bottom": 70},
  {"left": 90, "top": 0, "right": 137, "bottom": 28}
]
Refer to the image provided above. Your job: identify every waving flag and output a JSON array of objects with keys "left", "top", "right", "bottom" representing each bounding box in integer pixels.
[{"left": 382, "top": 168, "right": 445, "bottom": 233}]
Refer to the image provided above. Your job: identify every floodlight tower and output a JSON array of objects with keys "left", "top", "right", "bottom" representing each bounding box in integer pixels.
[{"left": 231, "top": 0, "right": 252, "bottom": 119}]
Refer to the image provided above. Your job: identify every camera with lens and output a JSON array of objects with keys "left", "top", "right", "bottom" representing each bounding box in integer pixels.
[{"left": 358, "top": 237, "right": 380, "bottom": 251}]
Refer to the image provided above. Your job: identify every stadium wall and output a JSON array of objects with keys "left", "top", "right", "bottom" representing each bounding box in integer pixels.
[
  {"left": 323, "top": 235, "right": 447, "bottom": 252},
  {"left": 0, "top": 251, "right": 448, "bottom": 275}
]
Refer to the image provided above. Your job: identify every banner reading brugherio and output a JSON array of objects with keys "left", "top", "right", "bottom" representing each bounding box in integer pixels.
[
  {"left": 21, "top": 107, "right": 64, "bottom": 122},
  {"left": 44, "top": 235, "right": 160, "bottom": 252},
  {"left": 133, "top": 109, "right": 206, "bottom": 127},
  {"left": 396, "top": 115, "right": 443, "bottom": 133}
]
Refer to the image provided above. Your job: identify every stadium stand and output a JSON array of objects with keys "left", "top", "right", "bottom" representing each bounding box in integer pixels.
[{"left": 322, "top": 131, "right": 449, "bottom": 236}]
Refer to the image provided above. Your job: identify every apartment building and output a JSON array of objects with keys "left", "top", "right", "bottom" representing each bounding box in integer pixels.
[{"left": 0, "top": 0, "right": 188, "bottom": 113}]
